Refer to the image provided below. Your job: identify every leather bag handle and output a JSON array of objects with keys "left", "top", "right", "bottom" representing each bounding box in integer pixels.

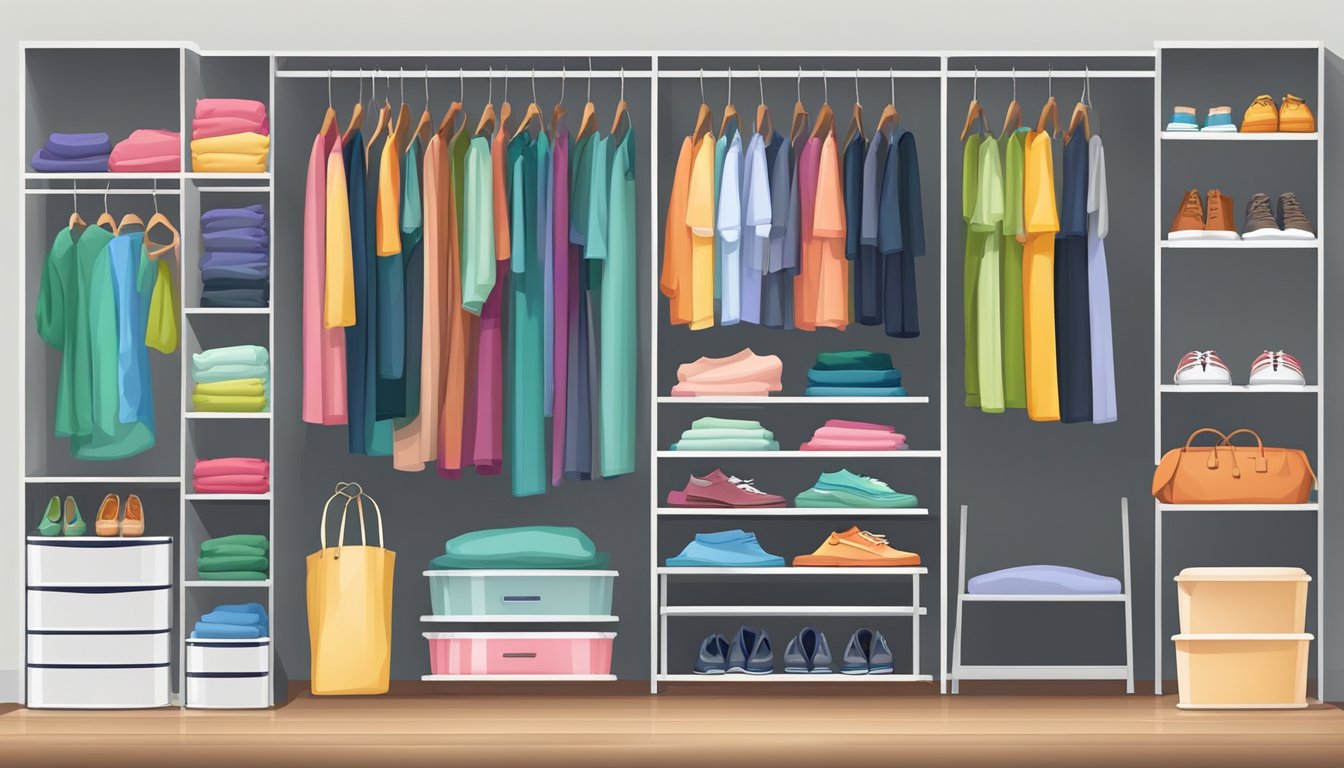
[
  {"left": 319, "top": 481, "right": 386, "bottom": 559},
  {"left": 1178, "top": 427, "right": 1232, "bottom": 474},
  {"left": 1221, "top": 428, "right": 1269, "bottom": 473}
]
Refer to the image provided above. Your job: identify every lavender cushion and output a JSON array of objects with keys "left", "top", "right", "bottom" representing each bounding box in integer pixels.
[
  {"left": 31, "top": 148, "right": 109, "bottom": 172},
  {"left": 44, "top": 132, "right": 112, "bottom": 159},
  {"left": 968, "top": 564, "right": 1122, "bottom": 595}
]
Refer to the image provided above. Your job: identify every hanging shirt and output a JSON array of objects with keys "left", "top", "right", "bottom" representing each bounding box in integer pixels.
[
  {"left": 323, "top": 129, "right": 356, "bottom": 330},
  {"left": 716, "top": 131, "right": 743, "bottom": 325},
  {"left": 595, "top": 123, "right": 637, "bottom": 478},
  {"left": 812, "top": 131, "right": 849, "bottom": 330},
  {"left": 962, "top": 133, "right": 983, "bottom": 407},
  {"left": 36, "top": 227, "right": 82, "bottom": 438},
  {"left": 302, "top": 123, "right": 348, "bottom": 425},
  {"left": 1023, "top": 129, "right": 1061, "bottom": 421},
  {"left": 439, "top": 127, "right": 474, "bottom": 478},
  {"left": 1055, "top": 127, "right": 1093, "bottom": 424},
  {"left": 565, "top": 131, "right": 598, "bottom": 480},
  {"left": 394, "top": 137, "right": 426, "bottom": 437},
  {"left": 660, "top": 136, "right": 695, "bottom": 325},
  {"left": 392, "top": 133, "right": 439, "bottom": 471},
  {"left": 761, "top": 131, "right": 795, "bottom": 329},
  {"left": 1087, "top": 134, "right": 1116, "bottom": 424},
  {"left": 843, "top": 130, "right": 865, "bottom": 321},
  {"left": 363, "top": 130, "right": 394, "bottom": 455},
  {"left": 462, "top": 136, "right": 498, "bottom": 313},
  {"left": 971, "top": 136, "right": 1005, "bottom": 413},
  {"left": 550, "top": 119, "right": 571, "bottom": 486},
  {"left": 739, "top": 131, "right": 771, "bottom": 325},
  {"left": 1001, "top": 128, "right": 1030, "bottom": 410},
  {"left": 375, "top": 129, "right": 408, "bottom": 418},
  {"left": 342, "top": 130, "right": 374, "bottom": 454},
  {"left": 539, "top": 131, "right": 554, "bottom": 416},
  {"left": 472, "top": 126, "right": 511, "bottom": 476},
  {"left": 108, "top": 231, "right": 151, "bottom": 427},
  {"left": 882, "top": 128, "right": 924, "bottom": 339},
  {"left": 855, "top": 129, "right": 888, "bottom": 325},
  {"left": 508, "top": 131, "right": 546, "bottom": 496},
  {"left": 712, "top": 122, "right": 736, "bottom": 299},
  {"left": 684, "top": 134, "right": 716, "bottom": 330},
  {"left": 793, "top": 136, "right": 821, "bottom": 330}
]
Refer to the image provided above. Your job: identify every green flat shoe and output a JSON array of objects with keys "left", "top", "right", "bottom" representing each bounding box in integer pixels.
[
  {"left": 37, "top": 496, "right": 62, "bottom": 536},
  {"left": 62, "top": 496, "right": 86, "bottom": 537}
]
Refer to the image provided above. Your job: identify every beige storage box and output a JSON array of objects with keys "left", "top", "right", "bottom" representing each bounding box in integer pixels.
[
  {"left": 1172, "top": 633, "right": 1312, "bottom": 709},
  {"left": 1175, "top": 567, "right": 1310, "bottom": 634}
]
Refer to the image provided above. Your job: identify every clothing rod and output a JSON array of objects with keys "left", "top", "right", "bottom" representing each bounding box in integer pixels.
[
  {"left": 658, "top": 70, "right": 938, "bottom": 79},
  {"left": 276, "top": 70, "right": 650, "bottom": 79},
  {"left": 24, "top": 188, "right": 182, "bottom": 196},
  {"left": 947, "top": 70, "right": 1154, "bottom": 78}
]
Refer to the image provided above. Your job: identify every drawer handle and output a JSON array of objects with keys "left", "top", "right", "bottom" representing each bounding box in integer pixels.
[
  {"left": 502, "top": 595, "right": 542, "bottom": 602},
  {"left": 502, "top": 652, "right": 537, "bottom": 659}
]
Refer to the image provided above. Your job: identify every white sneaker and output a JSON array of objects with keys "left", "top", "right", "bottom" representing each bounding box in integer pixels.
[
  {"left": 1249, "top": 350, "right": 1306, "bottom": 386},
  {"left": 1173, "top": 351, "right": 1232, "bottom": 385}
]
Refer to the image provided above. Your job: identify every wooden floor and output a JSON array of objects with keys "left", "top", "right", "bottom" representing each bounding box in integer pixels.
[{"left": 2, "top": 683, "right": 1343, "bottom": 767}]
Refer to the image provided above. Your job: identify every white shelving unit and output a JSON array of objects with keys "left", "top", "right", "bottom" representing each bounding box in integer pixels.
[{"left": 1152, "top": 41, "right": 1325, "bottom": 701}]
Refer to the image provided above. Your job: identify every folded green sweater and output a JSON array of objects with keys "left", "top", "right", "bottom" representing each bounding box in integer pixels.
[
  {"left": 198, "top": 555, "right": 269, "bottom": 573},
  {"left": 813, "top": 350, "right": 894, "bottom": 371},
  {"left": 689, "top": 416, "right": 764, "bottom": 431},
  {"left": 201, "top": 534, "right": 269, "bottom": 553},
  {"left": 200, "top": 543, "right": 268, "bottom": 558},
  {"left": 196, "top": 570, "right": 269, "bottom": 581},
  {"left": 193, "top": 344, "right": 269, "bottom": 369}
]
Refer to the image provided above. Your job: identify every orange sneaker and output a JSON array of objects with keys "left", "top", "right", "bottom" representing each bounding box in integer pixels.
[
  {"left": 1168, "top": 189, "right": 1206, "bottom": 240},
  {"left": 792, "top": 527, "right": 921, "bottom": 567},
  {"left": 1241, "top": 94, "right": 1279, "bottom": 132},
  {"left": 1279, "top": 93, "right": 1316, "bottom": 132},
  {"left": 1205, "top": 189, "right": 1239, "bottom": 240}
]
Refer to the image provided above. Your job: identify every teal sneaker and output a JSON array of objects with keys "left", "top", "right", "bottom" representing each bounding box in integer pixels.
[
  {"left": 1165, "top": 106, "right": 1199, "bottom": 132},
  {"left": 794, "top": 470, "right": 919, "bottom": 508}
]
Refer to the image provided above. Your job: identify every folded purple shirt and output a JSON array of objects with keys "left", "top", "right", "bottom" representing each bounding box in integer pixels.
[
  {"left": 202, "top": 205, "right": 268, "bottom": 232},
  {"left": 202, "top": 263, "right": 269, "bottom": 282},
  {"left": 202, "top": 228, "right": 269, "bottom": 251},
  {"left": 43, "top": 132, "right": 112, "bottom": 159},
  {"left": 201, "top": 250, "right": 269, "bottom": 268},
  {"left": 31, "top": 148, "right": 109, "bottom": 172}
]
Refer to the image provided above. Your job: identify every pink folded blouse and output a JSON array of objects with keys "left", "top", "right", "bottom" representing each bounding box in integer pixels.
[
  {"left": 194, "top": 476, "right": 271, "bottom": 494},
  {"left": 812, "top": 426, "right": 907, "bottom": 443},
  {"left": 670, "top": 382, "right": 775, "bottom": 397},
  {"left": 194, "top": 457, "right": 270, "bottom": 478},
  {"left": 108, "top": 129, "right": 182, "bottom": 172},
  {"left": 801, "top": 438, "right": 909, "bottom": 451},
  {"left": 676, "top": 349, "right": 783, "bottom": 390},
  {"left": 195, "top": 98, "right": 268, "bottom": 122},
  {"left": 821, "top": 419, "right": 896, "bottom": 432},
  {"left": 193, "top": 115, "right": 270, "bottom": 140}
]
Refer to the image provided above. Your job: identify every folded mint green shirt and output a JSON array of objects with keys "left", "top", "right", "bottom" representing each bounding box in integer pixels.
[
  {"left": 671, "top": 438, "right": 780, "bottom": 451},
  {"left": 689, "top": 416, "right": 764, "bottom": 431}
]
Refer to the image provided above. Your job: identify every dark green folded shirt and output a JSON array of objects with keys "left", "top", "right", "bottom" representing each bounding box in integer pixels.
[{"left": 812, "top": 350, "right": 894, "bottom": 371}]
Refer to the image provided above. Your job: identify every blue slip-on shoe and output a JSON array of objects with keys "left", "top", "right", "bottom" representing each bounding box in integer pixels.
[
  {"left": 784, "top": 625, "right": 833, "bottom": 673},
  {"left": 728, "top": 625, "right": 774, "bottom": 674},
  {"left": 841, "top": 628, "right": 875, "bottom": 675},
  {"left": 1165, "top": 106, "right": 1199, "bottom": 131},
  {"left": 664, "top": 529, "right": 787, "bottom": 567},
  {"left": 868, "top": 629, "right": 894, "bottom": 674},
  {"left": 693, "top": 633, "right": 730, "bottom": 674}
]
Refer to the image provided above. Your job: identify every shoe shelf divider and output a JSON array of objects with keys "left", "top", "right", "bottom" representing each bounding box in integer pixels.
[
  {"left": 648, "top": 55, "right": 949, "bottom": 692},
  {"left": 1152, "top": 41, "right": 1326, "bottom": 701}
]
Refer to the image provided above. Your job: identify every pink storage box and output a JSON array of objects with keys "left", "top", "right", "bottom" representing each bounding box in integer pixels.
[{"left": 424, "top": 632, "right": 615, "bottom": 677}]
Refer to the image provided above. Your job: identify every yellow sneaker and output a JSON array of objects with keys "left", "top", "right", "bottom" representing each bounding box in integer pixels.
[
  {"left": 1241, "top": 94, "right": 1279, "bottom": 132},
  {"left": 792, "top": 527, "right": 921, "bottom": 567},
  {"left": 1279, "top": 93, "right": 1316, "bottom": 132}
]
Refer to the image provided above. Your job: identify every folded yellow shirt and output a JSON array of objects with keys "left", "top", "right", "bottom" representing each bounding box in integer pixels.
[
  {"left": 191, "top": 153, "right": 268, "bottom": 173},
  {"left": 190, "top": 131, "right": 270, "bottom": 155},
  {"left": 192, "top": 394, "right": 268, "bottom": 412},
  {"left": 194, "top": 378, "right": 266, "bottom": 397}
]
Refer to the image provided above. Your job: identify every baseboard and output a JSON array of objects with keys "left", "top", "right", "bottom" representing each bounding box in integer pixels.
[{"left": 0, "top": 668, "right": 20, "bottom": 705}]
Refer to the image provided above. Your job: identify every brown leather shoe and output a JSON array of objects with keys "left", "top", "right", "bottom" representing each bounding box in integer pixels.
[
  {"left": 1205, "top": 189, "right": 1239, "bottom": 239},
  {"left": 95, "top": 494, "right": 120, "bottom": 537},
  {"left": 1168, "top": 189, "right": 1205, "bottom": 240},
  {"left": 121, "top": 494, "right": 144, "bottom": 537}
]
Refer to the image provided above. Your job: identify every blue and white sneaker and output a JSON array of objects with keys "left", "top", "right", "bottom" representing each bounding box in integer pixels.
[
  {"left": 1165, "top": 106, "right": 1199, "bottom": 131},
  {"left": 1201, "top": 106, "right": 1238, "bottom": 132},
  {"left": 693, "top": 633, "right": 730, "bottom": 674},
  {"left": 784, "top": 626, "right": 834, "bottom": 674},
  {"left": 727, "top": 625, "right": 774, "bottom": 674},
  {"left": 841, "top": 628, "right": 895, "bottom": 675}
]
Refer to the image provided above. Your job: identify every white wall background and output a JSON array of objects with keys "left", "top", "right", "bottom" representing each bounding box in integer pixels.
[{"left": 3, "top": 0, "right": 1342, "bottom": 701}]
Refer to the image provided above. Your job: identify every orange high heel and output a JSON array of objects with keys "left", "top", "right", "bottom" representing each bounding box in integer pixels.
[
  {"left": 122, "top": 494, "right": 145, "bottom": 537},
  {"left": 95, "top": 494, "right": 120, "bottom": 537}
]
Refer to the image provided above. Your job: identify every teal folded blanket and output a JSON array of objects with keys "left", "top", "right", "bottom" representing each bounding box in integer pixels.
[
  {"left": 192, "top": 363, "right": 271, "bottom": 383},
  {"left": 196, "top": 571, "right": 269, "bottom": 580},
  {"left": 677, "top": 428, "right": 775, "bottom": 440},
  {"left": 198, "top": 555, "right": 269, "bottom": 573},
  {"left": 671, "top": 438, "right": 780, "bottom": 451},
  {"left": 807, "top": 368, "right": 902, "bottom": 386},
  {"left": 805, "top": 386, "right": 909, "bottom": 397},
  {"left": 193, "top": 344, "right": 269, "bottom": 369},
  {"left": 430, "top": 525, "right": 610, "bottom": 570},
  {"left": 201, "top": 534, "right": 269, "bottom": 553},
  {"left": 688, "top": 416, "right": 763, "bottom": 431},
  {"left": 200, "top": 543, "right": 267, "bottom": 557},
  {"left": 813, "top": 350, "right": 894, "bottom": 371}
]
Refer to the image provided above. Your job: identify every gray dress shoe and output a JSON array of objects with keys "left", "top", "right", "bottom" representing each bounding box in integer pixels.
[
  {"left": 784, "top": 625, "right": 833, "bottom": 673},
  {"left": 728, "top": 625, "right": 774, "bottom": 674},
  {"left": 693, "top": 633, "right": 730, "bottom": 674}
]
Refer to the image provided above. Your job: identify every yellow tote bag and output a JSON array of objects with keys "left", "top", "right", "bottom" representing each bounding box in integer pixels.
[{"left": 306, "top": 482, "right": 395, "bottom": 695}]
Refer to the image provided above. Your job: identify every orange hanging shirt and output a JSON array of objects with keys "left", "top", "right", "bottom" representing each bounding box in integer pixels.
[
  {"left": 660, "top": 136, "right": 695, "bottom": 325},
  {"left": 684, "top": 133, "right": 716, "bottom": 330},
  {"left": 812, "top": 131, "right": 849, "bottom": 330}
]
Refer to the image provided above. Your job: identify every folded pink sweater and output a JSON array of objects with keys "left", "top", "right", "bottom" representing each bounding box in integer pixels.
[
  {"left": 195, "top": 457, "right": 270, "bottom": 478},
  {"left": 821, "top": 419, "right": 896, "bottom": 432},
  {"left": 812, "top": 426, "right": 907, "bottom": 443},
  {"left": 108, "top": 129, "right": 181, "bottom": 172},
  {"left": 193, "top": 115, "right": 270, "bottom": 140},
  {"left": 194, "top": 478, "right": 270, "bottom": 494},
  {"left": 801, "top": 438, "right": 908, "bottom": 451},
  {"left": 670, "top": 382, "right": 775, "bottom": 397},
  {"left": 195, "top": 98, "right": 267, "bottom": 122}
]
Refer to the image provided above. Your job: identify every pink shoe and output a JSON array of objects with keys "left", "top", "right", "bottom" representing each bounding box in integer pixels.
[{"left": 667, "top": 470, "right": 787, "bottom": 508}]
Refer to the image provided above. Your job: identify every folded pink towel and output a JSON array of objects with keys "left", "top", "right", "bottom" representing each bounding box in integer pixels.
[
  {"left": 109, "top": 129, "right": 181, "bottom": 172},
  {"left": 109, "top": 155, "right": 180, "bottom": 172},
  {"left": 195, "top": 457, "right": 270, "bottom": 478},
  {"left": 193, "top": 115, "right": 270, "bottom": 140},
  {"left": 670, "top": 382, "right": 775, "bottom": 397},
  {"left": 194, "top": 476, "right": 271, "bottom": 494},
  {"left": 812, "top": 426, "right": 907, "bottom": 443},
  {"left": 801, "top": 438, "right": 908, "bottom": 451},
  {"left": 195, "top": 98, "right": 267, "bottom": 122},
  {"left": 821, "top": 419, "right": 896, "bottom": 432}
]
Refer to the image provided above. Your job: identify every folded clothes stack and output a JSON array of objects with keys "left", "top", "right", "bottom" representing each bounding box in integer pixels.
[
  {"left": 192, "top": 602, "right": 269, "bottom": 639},
  {"left": 190, "top": 98, "right": 270, "bottom": 173},
  {"left": 201, "top": 205, "right": 269, "bottom": 307},
  {"left": 806, "top": 350, "right": 907, "bottom": 397},
  {"left": 800, "top": 419, "right": 907, "bottom": 451},
  {"left": 671, "top": 349, "right": 783, "bottom": 397},
  {"left": 194, "top": 457, "right": 270, "bottom": 495},
  {"left": 192, "top": 344, "right": 269, "bottom": 412},
  {"left": 31, "top": 132, "right": 111, "bottom": 172},
  {"left": 109, "top": 129, "right": 181, "bottom": 172},
  {"left": 670, "top": 416, "right": 780, "bottom": 452},
  {"left": 198, "top": 534, "right": 269, "bottom": 581}
]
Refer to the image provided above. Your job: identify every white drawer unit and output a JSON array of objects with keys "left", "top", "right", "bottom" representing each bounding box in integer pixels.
[
  {"left": 27, "top": 664, "right": 172, "bottom": 709},
  {"left": 27, "top": 536, "right": 173, "bottom": 586},
  {"left": 27, "top": 584, "right": 173, "bottom": 632},
  {"left": 28, "top": 630, "right": 171, "bottom": 666},
  {"left": 185, "top": 638, "right": 271, "bottom": 709}
]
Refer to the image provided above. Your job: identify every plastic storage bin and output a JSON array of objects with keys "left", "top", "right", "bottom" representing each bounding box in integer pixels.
[
  {"left": 27, "top": 536, "right": 172, "bottom": 586},
  {"left": 424, "top": 632, "right": 616, "bottom": 677},
  {"left": 27, "top": 584, "right": 172, "bottom": 631},
  {"left": 186, "top": 638, "right": 271, "bottom": 709},
  {"left": 424, "top": 570, "right": 617, "bottom": 617},
  {"left": 1176, "top": 567, "right": 1310, "bottom": 634},
  {"left": 28, "top": 629, "right": 171, "bottom": 666},
  {"left": 27, "top": 664, "right": 171, "bottom": 709},
  {"left": 1173, "top": 634, "right": 1312, "bottom": 709}
]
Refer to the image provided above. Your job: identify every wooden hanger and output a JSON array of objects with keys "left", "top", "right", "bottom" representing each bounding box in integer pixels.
[
  {"left": 1064, "top": 68, "right": 1091, "bottom": 144},
  {"left": 790, "top": 68, "right": 809, "bottom": 141},
  {"left": 144, "top": 185, "right": 179, "bottom": 264},
  {"left": 551, "top": 64, "right": 569, "bottom": 136},
  {"left": 809, "top": 71, "right": 834, "bottom": 140},
  {"left": 68, "top": 183, "right": 86, "bottom": 231},
  {"left": 842, "top": 71, "right": 864, "bottom": 146},
  {"left": 514, "top": 69, "right": 543, "bottom": 139},
  {"left": 876, "top": 69, "right": 899, "bottom": 134},
  {"left": 476, "top": 67, "right": 498, "bottom": 136},
  {"left": 117, "top": 211, "right": 144, "bottom": 233},
  {"left": 342, "top": 69, "right": 366, "bottom": 144},
  {"left": 391, "top": 68, "right": 412, "bottom": 155},
  {"left": 754, "top": 67, "right": 772, "bottom": 137},
  {"left": 1035, "top": 67, "right": 1060, "bottom": 138},
  {"left": 96, "top": 183, "right": 117, "bottom": 233},
  {"left": 719, "top": 68, "right": 739, "bottom": 137},
  {"left": 439, "top": 69, "right": 465, "bottom": 137},
  {"left": 319, "top": 69, "right": 337, "bottom": 136},
  {"left": 365, "top": 72, "right": 392, "bottom": 164},
  {"left": 609, "top": 68, "right": 629, "bottom": 137},
  {"left": 408, "top": 67, "right": 433, "bottom": 153},
  {"left": 959, "top": 68, "right": 991, "bottom": 141},
  {"left": 690, "top": 69, "right": 713, "bottom": 141},
  {"left": 1001, "top": 67, "right": 1021, "bottom": 136}
]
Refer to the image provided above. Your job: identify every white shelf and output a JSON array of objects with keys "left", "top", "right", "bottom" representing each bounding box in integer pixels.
[
  {"left": 24, "top": 172, "right": 183, "bottom": 181},
  {"left": 184, "top": 580, "right": 271, "bottom": 588},
  {"left": 1160, "top": 131, "right": 1317, "bottom": 141},
  {"left": 185, "top": 493, "right": 271, "bottom": 501},
  {"left": 1160, "top": 239, "right": 1319, "bottom": 249},
  {"left": 1156, "top": 503, "right": 1319, "bottom": 512},
  {"left": 657, "top": 673, "right": 933, "bottom": 683},
  {"left": 1156, "top": 40, "right": 1322, "bottom": 49},
  {"left": 1160, "top": 384, "right": 1318, "bottom": 393},
  {"left": 421, "top": 674, "right": 616, "bottom": 682},
  {"left": 24, "top": 475, "right": 181, "bottom": 484},
  {"left": 658, "top": 450, "right": 941, "bottom": 458},
  {"left": 184, "top": 172, "right": 271, "bottom": 180},
  {"left": 185, "top": 412, "right": 271, "bottom": 419},
  {"left": 961, "top": 594, "right": 1127, "bottom": 602},
  {"left": 656, "top": 396, "right": 929, "bottom": 404},
  {"left": 185, "top": 307, "right": 271, "bottom": 316},
  {"left": 420, "top": 615, "right": 619, "bottom": 623},
  {"left": 659, "top": 566, "right": 927, "bottom": 576},
  {"left": 656, "top": 507, "right": 929, "bottom": 517},
  {"left": 662, "top": 606, "right": 926, "bottom": 617}
]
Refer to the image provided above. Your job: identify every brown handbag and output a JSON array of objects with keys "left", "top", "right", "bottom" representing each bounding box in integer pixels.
[{"left": 1152, "top": 428, "right": 1315, "bottom": 505}]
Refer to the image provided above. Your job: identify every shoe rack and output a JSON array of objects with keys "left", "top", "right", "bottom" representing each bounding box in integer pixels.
[{"left": 1152, "top": 41, "right": 1325, "bottom": 700}]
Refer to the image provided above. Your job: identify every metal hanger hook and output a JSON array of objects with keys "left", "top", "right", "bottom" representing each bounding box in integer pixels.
[
  {"left": 1011, "top": 66, "right": 1017, "bottom": 100},
  {"left": 400, "top": 67, "right": 405, "bottom": 104},
  {"left": 559, "top": 62, "right": 566, "bottom": 104},
  {"left": 699, "top": 68, "right": 705, "bottom": 103},
  {"left": 357, "top": 68, "right": 363, "bottom": 105},
  {"left": 587, "top": 56, "right": 593, "bottom": 102},
  {"left": 503, "top": 65, "right": 509, "bottom": 104},
  {"left": 822, "top": 69, "right": 828, "bottom": 104},
  {"left": 855, "top": 69, "right": 861, "bottom": 105},
  {"left": 890, "top": 67, "right": 895, "bottom": 105},
  {"left": 487, "top": 65, "right": 493, "bottom": 104},
  {"left": 619, "top": 67, "right": 624, "bottom": 101},
  {"left": 425, "top": 66, "right": 430, "bottom": 110},
  {"left": 796, "top": 66, "right": 802, "bottom": 102},
  {"left": 758, "top": 65, "right": 765, "bottom": 104},
  {"left": 327, "top": 69, "right": 332, "bottom": 107},
  {"left": 71, "top": 180, "right": 77, "bottom": 215},
  {"left": 103, "top": 181, "right": 111, "bottom": 213},
  {"left": 368, "top": 67, "right": 378, "bottom": 112},
  {"left": 152, "top": 178, "right": 159, "bottom": 215},
  {"left": 972, "top": 65, "right": 978, "bottom": 101},
  {"left": 459, "top": 67, "right": 464, "bottom": 103},
  {"left": 727, "top": 67, "right": 732, "bottom": 104},
  {"left": 1048, "top": 65, "right": 1053, "bottom": 98},
  {"left": 531, "top": 67, "right": 537, "bottom": 105}
]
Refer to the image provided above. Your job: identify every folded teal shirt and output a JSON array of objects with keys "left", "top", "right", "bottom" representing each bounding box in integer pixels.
[
  {"left": 807, "top": 368, "right": 902, "bottom": 386},
  {"left": 678, "top": 427, "right": 775, "bottom": 440},
  {"left": 812, "top": 350, "right": 894, "bottom": 371},
  {"left": 671, "top": 438, "right": 781, "bottom": 451},
  {"left": 193, "top": 344, "right": 270, "bottom": 369},
  {"left": 198, "top": 555, "right": 270, "bottom": 572},
  {"left": 689, "top": 416, "right": 764, "bottom": 431},
  {"left": 805, "top": 386, "right": 909, "bottom": 397}
]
